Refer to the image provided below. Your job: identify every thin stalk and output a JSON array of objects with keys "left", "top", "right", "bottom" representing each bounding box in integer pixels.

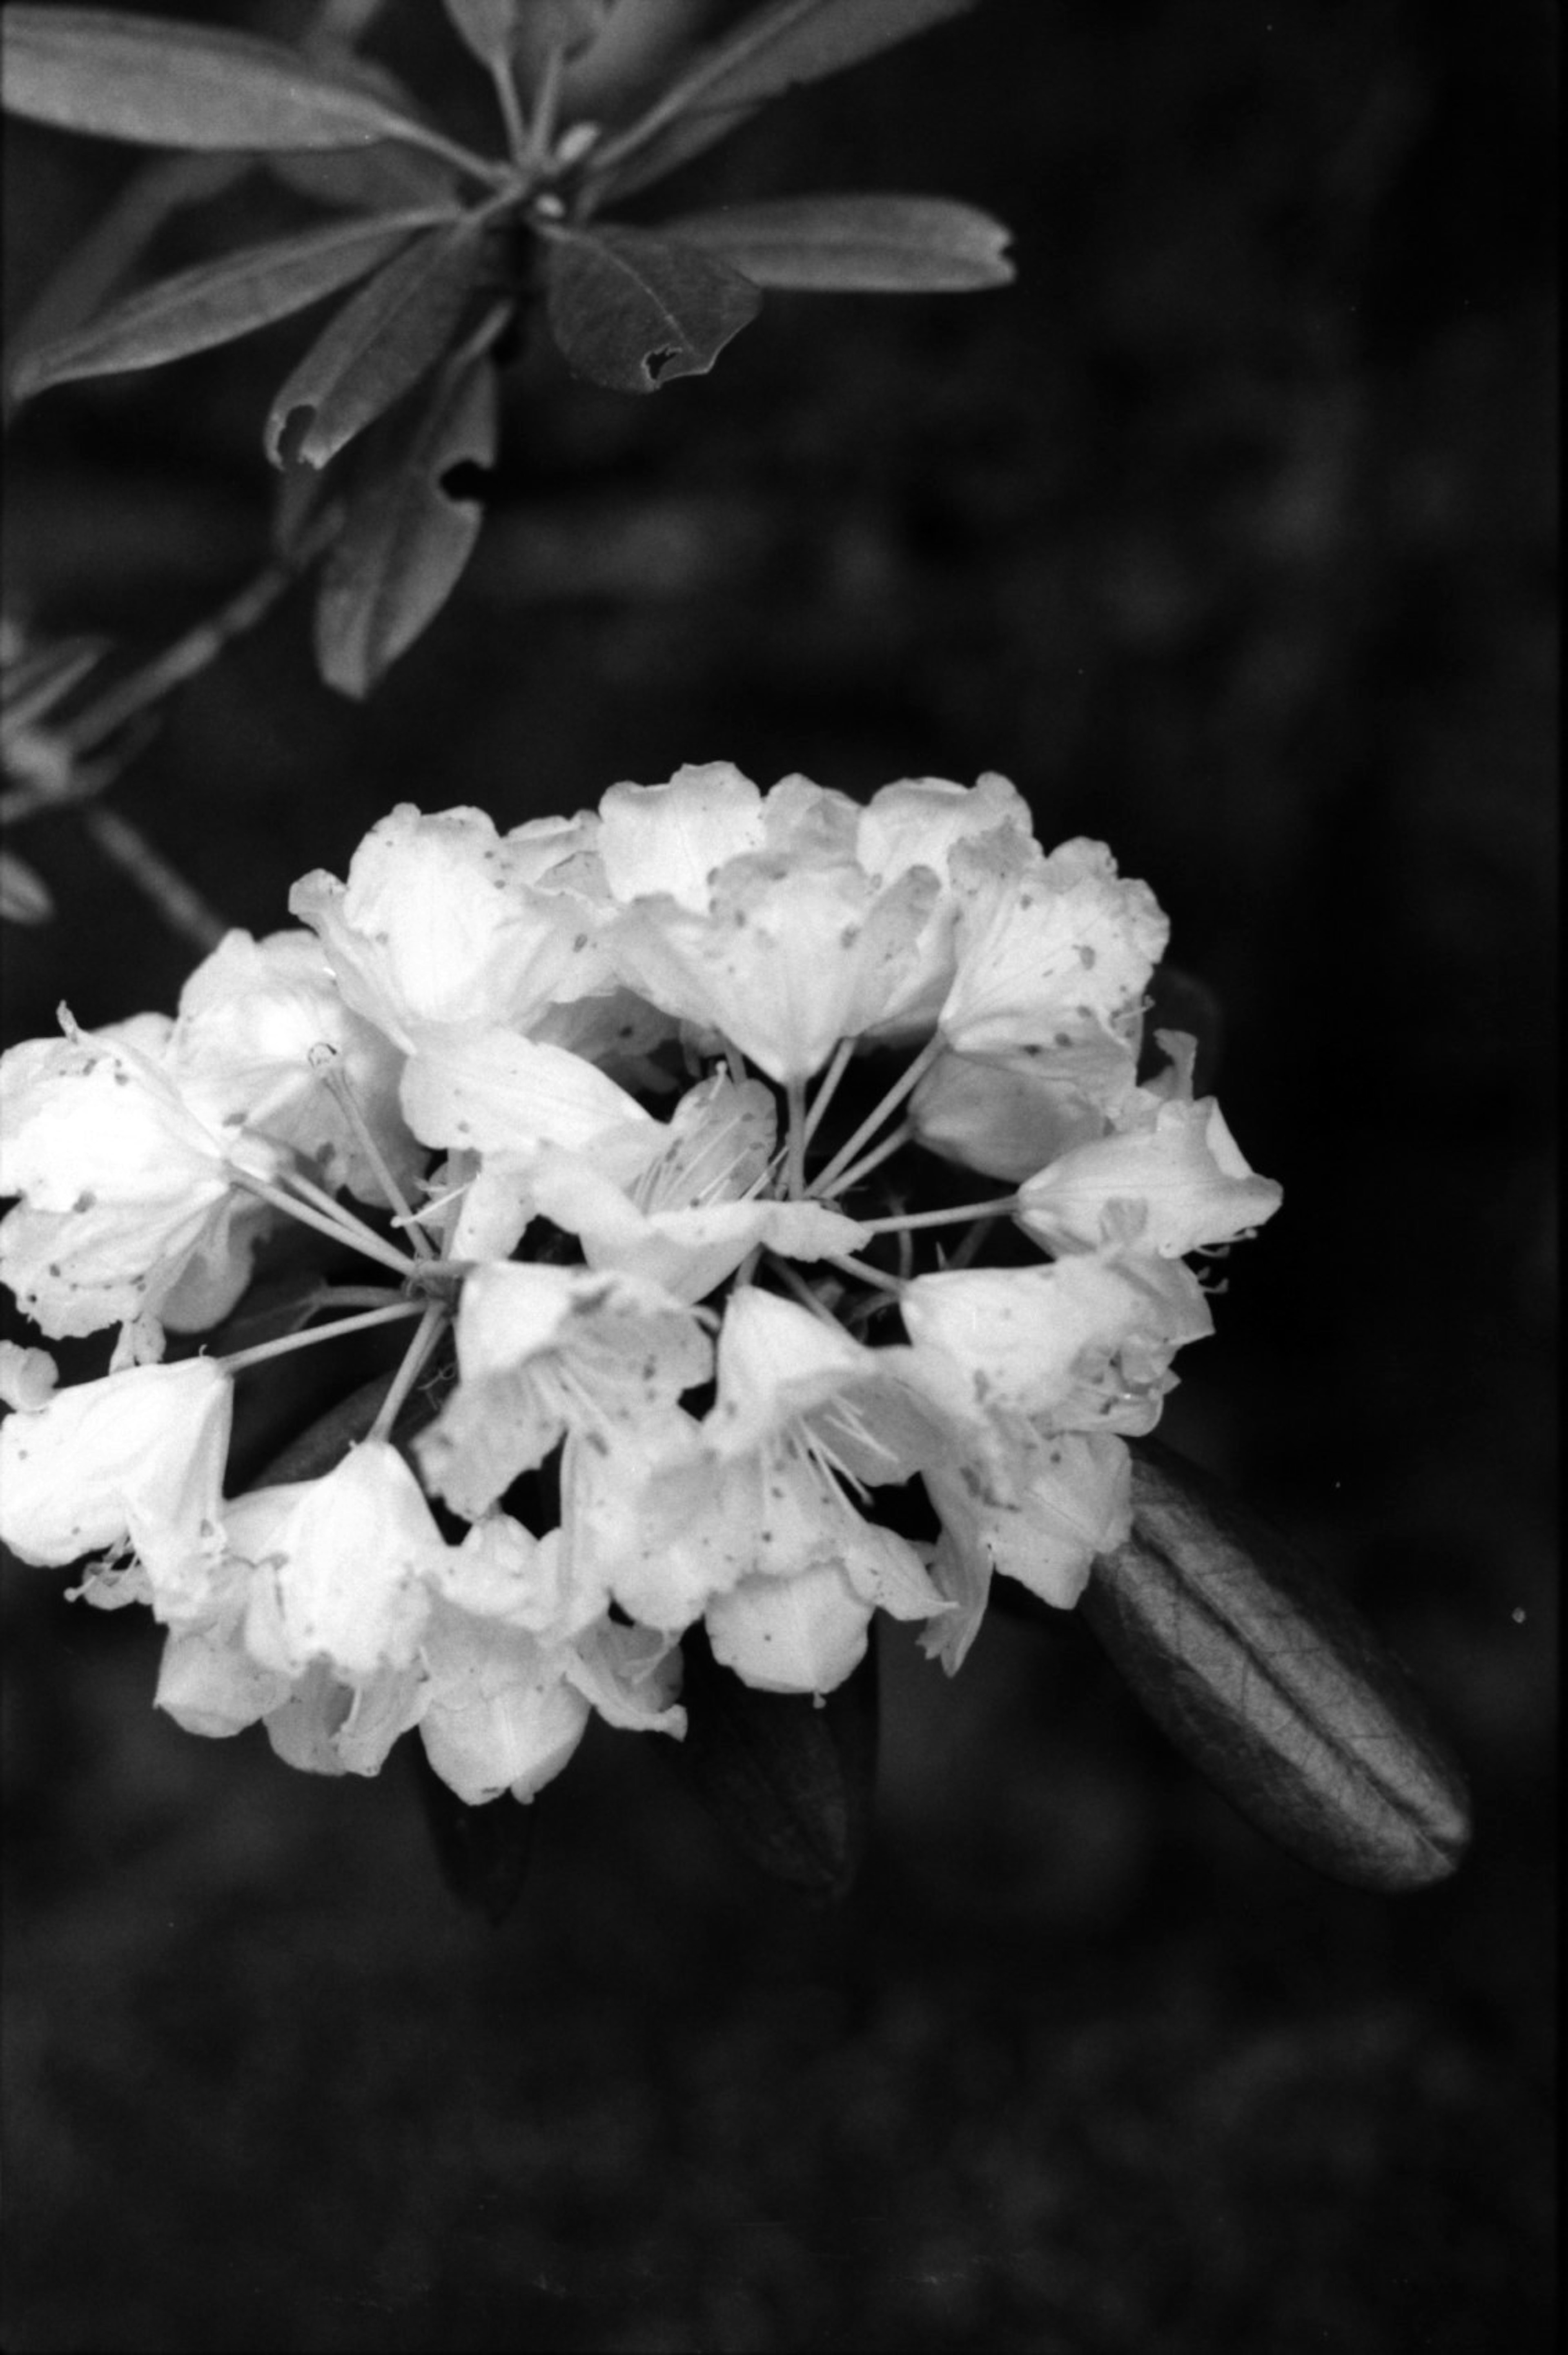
[
  {"left": 809, "top": 1033, "right": 943, "bottom": 1200},
  {"left": 368, "top": 1301, "right": 448, "bottom": 1441},
  {"left": 232, "top": 1170, "right": 415, "bottom": 1277},
  {"left": 785, "top": 1077, "right": 808, "bottom": 1199},
  {"left": 856, "top": 1196, "right": 1020, "bottom": 1237},
  {"left": 272, "top": 1162, "right": 421, "bottom": 1268},
  {"left": 311, "top": 1049, "right": 435, "bottom": 1255},
  {"left": 802, "top": 1037, "right": 855, "bottom": 1146},
  {"left": 823, "top": 1251, "right": 904, "bottom": 1297},
  {"left": 221, "top": 1299, "right": 423, "bottom": 1375},
  {"left": 816, "top": 1121, "right": 911, "bottom": 1203}
]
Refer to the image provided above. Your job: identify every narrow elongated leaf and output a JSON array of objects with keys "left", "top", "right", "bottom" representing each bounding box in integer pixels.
[
  {"left": 1081, "top": 1440, "right": 1472, "bottom": 1893},
  {"left": 314, "top": 330, "right": 501, "bottom": 697},
  {"left": 266, "top": 219, "right": 490, "bottom": 469},
  {"left": 543, "top": 223, "right": 760, "bottom": 392},
  {"left": 591, "top": 0, "right": 977, "bottom": 194},
  {"left": 267, "top": 142, "right": 462, "bottom": 214},
  {"left": 10, "top": 212, "right": 446, "bottom": 402},
  {"left": 0, "top": 7, "right": 443, "bottom": 153},
  {"left": 663, "top": 193, "right": 1013, "bottom": 292},
  {"left": 0, "top": 850, "right": 54, "bottom": 925},
  {"left": 1, "top": 636, "right": 106, "bottom": 732},
  {"left": 666, "top": 1626, "right": 878, "bottom": 1898}
]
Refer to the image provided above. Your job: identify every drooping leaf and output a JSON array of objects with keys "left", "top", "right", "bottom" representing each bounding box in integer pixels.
[
  {"left": 0, "top": 849, "right": 54, "bottom": 925},
  {"left": 1081, "top": 1439, "right": 1472, "bottom": 1894},
  {"left": 314, "top": 326, "right": 501, "bottom": 698},
  {"left": 409, "top": 1733, "right": 537, "bottom": 1924},
  {"left": 662, "top": 193, "right": 1014, "bottom": 292},
  {"left": 666, "top": 1625, "right": 878, "bottom": 1898},
  {"left": 265, "top": 218, "right": 491, "bottom": 470},
  {"left": 590, "top": 0, "right": 978, "bottom": 198},
  {"left": 542, "top": 223, "right": 760, "bottom": 392},
  {"left": 0, "top": 7, "right": 446, "bottom": 154},
  {"left": 9, "top": 212, "right": 448, "bottom": 403}
]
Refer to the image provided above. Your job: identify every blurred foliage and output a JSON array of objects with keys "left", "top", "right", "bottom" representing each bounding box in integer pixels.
[{"left": 0, "top": 0, "right": 1555, "bottom": 2348}]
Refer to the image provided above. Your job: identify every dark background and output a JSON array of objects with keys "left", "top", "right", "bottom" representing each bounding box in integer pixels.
[{"left": 1, "top": 2, "right": 1556, "bottom": 2348}]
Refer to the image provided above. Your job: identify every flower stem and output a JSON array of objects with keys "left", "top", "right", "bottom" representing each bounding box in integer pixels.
[
  {"left": 369, "top": 1302, "right": 448, "bottom": 1442},
  {"left": 220, "top": 1300, "right": 424, "bottom": 1375},
  {"left": 232, "top": 1170, "right": 416, "bottom": 1278},
  {"left": 823, "top": 1252, "right": 904, "bottom": 1297},
  {"left": 856, "top": 1197, "right": 1020, "bottom": 1237},
  {"left": 309, "top": 1046, "right": 435, "bottom": 1256},
  {"left": 817, "top": 1121, "right": 912, "bottom": 1203},
  {"left": 809, "top": 1033, "right": 943, "bottom": 1200},
  {"left": 785, "top": 1078, "right": 808, "bottom": 1198},
  {"left": 802, "top": 1038, "right": 855, "bottom": 1145}
]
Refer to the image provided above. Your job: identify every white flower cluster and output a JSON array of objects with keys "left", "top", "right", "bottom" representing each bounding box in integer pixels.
[{"left": 0, "top": 765, "right": 1280, "bottom": 1806}]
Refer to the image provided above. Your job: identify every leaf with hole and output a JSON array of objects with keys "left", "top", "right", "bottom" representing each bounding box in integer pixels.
[
  {"left": 663, "top": 192, "right": 1014, "bottom": 292},
  {"left": 9, "top": 212, "right": 449, "bottom": 403},
  {"left": 313, "top": 328, "right": 501, "bottom": 699},
  {"left": 0, "top": 6, "right": 445, "bottom": 154},
  {"left": 1082, "top": 1438, "right": 1472, "bottom": 1893},
  {"left": 266, "top": 218, "right": 492, "bottom": 471},
  {"left": 542, "top": 223, "right": 760, "bottom": 393}
]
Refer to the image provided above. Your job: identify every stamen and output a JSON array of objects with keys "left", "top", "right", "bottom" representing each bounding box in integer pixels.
[{"left": 309, "top": 1043, "right": 436, "bottom": 1257}]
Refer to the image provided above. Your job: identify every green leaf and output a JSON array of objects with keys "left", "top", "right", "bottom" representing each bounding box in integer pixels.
[
  {"left": 662, "top": 193, "right": 1014, "bottom": 292},
  {"left": 590, "top": 0, "right": 979, "bottom": 197},
  {"left": 9, "top": 212, "right": 447, "bottom": 402},
  {"left": 314, "top": 327, "right": 501, "bottom": 698},
  {"left": 666, "top": 1626, "right": 878, "bottom": 1898},
  {"left": 542, "top": 223, "right": 760, "bottom": 393},
  {"left": 0, "top": 7, "right": 445, "bottom": 154},
  {"left": 265, "top": 218, "right": 490, "bottom": 470},
  {"left": 1081, "top": 1439, "right": 1473, "bottom": 1894}
]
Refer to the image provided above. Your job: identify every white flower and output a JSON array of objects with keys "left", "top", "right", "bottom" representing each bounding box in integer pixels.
[
  {"left": 0, "top": 1356, "right": 232, "bottom": 1610},
  {"left": 894, "top": 1254, "right": 1215, "bottom": 1657},
  {"left": 922, "top": 1428, "right": 1132, "bottom": 1657},
  {"left": 599, "top": 764, "right": 942, "bottom": 1084},
  {"left": 599, "top": 762, "right": 767, "bottom": 906},
  {"left": 415, "top": 1602, "right": 592, "bottom": 1804},
  {"left": 236, "top": 1441, "right": 446, "bottom": 1678},
  {"left": 289, "top": 803, "right": 604, "bottom": 1053},
  {"left": 909, "top": 1033, "right": 1138, "bottom": 1181},
  {"left": 416, "top": 1262, "right": 713, "bottom": 1520},
  {"left": 604, "top": 1290, "right": 948, "bottom": 1687},
  {"left": 0, "top": 1012, "right": 279, "bottom": 1339},
  {"left": 171, "top": 928, "right": 419, "bottom": 1205},
  {"left": 940, "top": 836, "right": 1169, "bottom": 1057},
  {"left": 1016, "top": 1094, "right": 1283, "bottom": 1258},
  {"left": 901, "top": 1254, "right": 1214, "bottom": 1435},
  {"left": 519, "top": 1073, "right": 869, "bottom": 1303}
]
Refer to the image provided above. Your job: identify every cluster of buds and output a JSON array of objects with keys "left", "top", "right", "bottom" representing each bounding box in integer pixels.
[{"left": 0, "top": 765, "right": 1280, "bottom": 1809}]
